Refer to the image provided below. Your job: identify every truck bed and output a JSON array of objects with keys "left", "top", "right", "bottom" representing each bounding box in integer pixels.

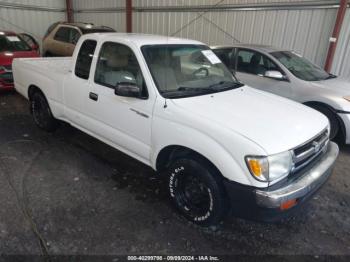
[
  {"left": 13, "top": 57, "right": 72, "bottom": 100},
  {"left": 13, "top": 57, "right": 73, "bottom": 120},
  {"left": 14, "top": 57, "right": 72, "bottom": 76}
]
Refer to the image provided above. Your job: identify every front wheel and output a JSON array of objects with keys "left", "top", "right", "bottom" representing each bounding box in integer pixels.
[
  {"left": 31, "top": 91, "right": 58, "bottom": 132},
  {"left": 167, "top": 157, "right": 228, "bottom": 226},
  {"left": 310, "top": 105, "right": 339, "bottom": 140}
]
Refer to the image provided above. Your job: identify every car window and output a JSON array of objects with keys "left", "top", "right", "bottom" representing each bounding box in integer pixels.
[
  {"left": 142, "top": 45, "right": 240, "bottom": 99},
  {"left": 54, "top": 27, "right": 70, "bottom": 42},
  {"left": 237, "top": 49, "right": 282, "bottom": 76},
  {"left": 75, "top": 40, "right": 97, "bottom": 80},
  {"left": 271, "top": 51, "right": 330, "bottom": 81},
  {"left": 95, "top": 42, "right": 147, "bottom": 97},
  {"left": 69, "top": 29, "right": 81, "bottom": 45},
  {"left": 212, "top": 48, "right": 235, "bottom": 70},
  {"left": 0, "top": 35, "right": 31, "bottom": 52}
]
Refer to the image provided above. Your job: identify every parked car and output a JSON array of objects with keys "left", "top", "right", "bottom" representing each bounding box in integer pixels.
[
  {"left": 42, "top": 22, "right": 115, "bottom": 57},
  {"left": 212, "top": 45, "right": 350, "bottom": 142},
  {"left": 13, "top": 34, "right": 338, "bottom": 226},
  {"left": 19, "top": 33, "right": 40, "bottom": 53},
  {"left": 0, "top": 31, "right": 39, "bottom": 91}
]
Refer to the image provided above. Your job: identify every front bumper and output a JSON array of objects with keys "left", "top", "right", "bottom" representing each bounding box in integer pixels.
[{"left": 224, "top": 142, "right": 339, "bottom": 222}]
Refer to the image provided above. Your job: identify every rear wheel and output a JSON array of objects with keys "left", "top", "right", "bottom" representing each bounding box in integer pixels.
[
  {"left": 310, "top": 104, "right": 339, "bottom": 140},
  {"left": 31, "top": 91, "right": 58, "bottom": 132},
  {"left": 167, "top": 156, "right": 228, "bottom": 226}
]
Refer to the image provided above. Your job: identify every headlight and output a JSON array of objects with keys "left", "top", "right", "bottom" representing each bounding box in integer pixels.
[
  {"left": 343, "top": 96, "right": 350, "bottom": 102},
  {"left": 246, "top": 151, "right": 293, "bottom": 182}
]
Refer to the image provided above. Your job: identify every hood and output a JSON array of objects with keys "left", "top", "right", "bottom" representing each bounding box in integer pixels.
[
  {"left": 172, "top": 86, "right": 328, "bottom": 155},
  {"left": 0, "top": 50, "right": 39, "bottom": 65},
  {"left": 310, "top": 77, "right": 350, "bottom": 96}
]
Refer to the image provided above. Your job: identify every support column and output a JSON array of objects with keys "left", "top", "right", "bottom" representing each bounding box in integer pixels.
[
  {"left": 66, "top": 0, "right": 74, "bottom": 23},
  {"left": 126, "top": 0, "right": 132, "bottom": 33},
  {"left": 324, "top": 0, "right": 348, "bottom": 72}
]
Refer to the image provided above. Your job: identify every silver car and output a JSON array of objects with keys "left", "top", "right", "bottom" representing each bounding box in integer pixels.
[{"left": 212, "top": 44, "right": 350, "bottom": 142}]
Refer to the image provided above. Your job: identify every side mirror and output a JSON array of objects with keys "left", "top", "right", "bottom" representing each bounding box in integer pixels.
[
  {"left": 264, "top": 70, "right": 286, "bottom": 80},
  {"left": 114, "top": 82, "right": 141, "bottom": 98}
]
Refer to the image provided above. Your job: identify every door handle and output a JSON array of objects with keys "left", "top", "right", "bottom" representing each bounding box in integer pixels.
[{"left": 89, "top": 92, "right": 98, "bottom": 101}]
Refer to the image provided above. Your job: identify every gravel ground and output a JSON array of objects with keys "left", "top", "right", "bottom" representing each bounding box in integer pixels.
[{"left": 0, "top": 92, "right": 349, "bottom": 261}]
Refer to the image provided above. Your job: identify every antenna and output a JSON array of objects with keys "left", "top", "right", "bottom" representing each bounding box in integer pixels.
[{"left": 164, "top": 99, "right": 168, "bottom": 109}]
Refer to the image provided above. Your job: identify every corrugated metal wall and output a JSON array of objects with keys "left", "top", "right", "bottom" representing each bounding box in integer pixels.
[
  {"left": 73, "top": 0, "right": 338, "bottom": 68},
  {"left": 134, "top": 2, "right": 337, "bottom": 67},
  {"left": 0, "top": 0, "right": 65, "bottom": 43},
  {"left": 73, "top": 0, "right": 126, "bottom": 32},
  {"left": 332, "top": 8, "right": 350, "bottom": 79}
]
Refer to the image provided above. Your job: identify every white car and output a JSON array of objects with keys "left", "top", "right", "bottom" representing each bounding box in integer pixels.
[
  {"left": 212, "top": 45, "right": 350, "bottom": 142},
  {"left": 13, "top": 34, "right": 338, "bottom": 226}
]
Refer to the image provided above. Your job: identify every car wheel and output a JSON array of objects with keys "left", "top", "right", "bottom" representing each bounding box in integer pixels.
[
  {"left": 311, "top": 105, "right": 339, "bottom": 140},
  {"left": 31, "top": 91, "right": 58, "bottom": 132},
  {"left": 43, "top": 51, "right": 53, "bottom": 57},
  {"left": 167, "top": 156, "right": 228, "bottom": 226}
]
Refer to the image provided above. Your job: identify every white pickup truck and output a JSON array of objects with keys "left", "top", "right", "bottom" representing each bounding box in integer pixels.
[{"left": 13, "top": 33, "right": 339, "bottom": 226}]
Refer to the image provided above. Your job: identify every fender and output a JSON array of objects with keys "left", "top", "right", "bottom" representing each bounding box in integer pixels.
[{"left": 151, "top": 117, "right": 268, "bottom": 188}]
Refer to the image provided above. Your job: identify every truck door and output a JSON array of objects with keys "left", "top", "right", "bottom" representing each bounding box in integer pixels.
[
  {"left": 85, "top": 41, "right": 153, "bottom": 162},
  {"left": 63, "top": 39, "right": 97, "bottom": 126},
  {"left": 235, "top": 48, "right": 292, "bottom": 98}
]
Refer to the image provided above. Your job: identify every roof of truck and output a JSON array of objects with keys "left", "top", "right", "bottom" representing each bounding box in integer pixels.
[
  {"left": 89, "top": 33, "right": 205, "bottom": 46},
  {"left": 211, "top": 44, "right": 288, "bottom": 53}
]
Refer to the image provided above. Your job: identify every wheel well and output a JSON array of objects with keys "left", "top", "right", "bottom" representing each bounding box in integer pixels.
[
  {"left": 28, "top": 85, "right": 43, "bottom": 101},
  {"left": 303, "top": 101, "right": 336, "bottom": 113},
  {"left": 304, "top": 101, "right": 346, "bottom": 142},
  {"left": 156, "top": 145, "right": 221, "bottom": 175}
]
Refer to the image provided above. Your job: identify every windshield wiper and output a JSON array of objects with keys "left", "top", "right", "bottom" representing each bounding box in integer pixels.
[
  {"left": 209, "top": 81, "right": 244, "bottom": 90},
  {"left": 325, "top": 74, "right": 337, "bottom": 80},
  {"left": 161, "top": 82, "right": 244, "bottom": 98}
]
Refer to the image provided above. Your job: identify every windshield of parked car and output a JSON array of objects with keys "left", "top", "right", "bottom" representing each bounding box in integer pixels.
[
  {"left": 142, "top": 44, "right": 243, "bottom": 98},
  {"left": 0, "top": 35, "right": 31, "bottom": 52},
  {"left": 271, "top": 51, "right": 334, "bottom": 81}
]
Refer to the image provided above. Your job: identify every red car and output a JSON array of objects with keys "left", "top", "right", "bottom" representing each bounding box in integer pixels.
[{"left": 0, "top": 31, "right": 39, "bottom": 91}]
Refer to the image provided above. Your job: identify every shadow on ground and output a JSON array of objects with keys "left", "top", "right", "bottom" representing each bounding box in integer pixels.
[{"left": 0, "top": 92, "right": 349, "bottom": 257}]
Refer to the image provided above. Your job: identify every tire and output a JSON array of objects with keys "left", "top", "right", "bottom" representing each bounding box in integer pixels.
[
  {"left": 310, "top": 104, "right": 339, "bottom": 140},
  {"left": 167, "top": 156, "right": 228, "bottom": 226},
  {"left": 30, "top": 91, "right": 58, "bottom": 132},
  {"left": 43, "top": 51, "right": 53, "bottom": 57}
]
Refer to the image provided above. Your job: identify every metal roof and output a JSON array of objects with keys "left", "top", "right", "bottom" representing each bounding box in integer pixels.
[{"left": 211, "top": 44, "right": 289, "bottom": 53}]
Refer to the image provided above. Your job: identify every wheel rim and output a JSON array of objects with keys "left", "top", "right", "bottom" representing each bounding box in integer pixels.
[{"left": 175, "top": 171, "right": 212, "bottom": 219}]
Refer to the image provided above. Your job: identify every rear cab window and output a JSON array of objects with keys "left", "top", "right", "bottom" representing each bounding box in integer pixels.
[{"left": 75, "top": 40, "right": 97, "bottom": 80}]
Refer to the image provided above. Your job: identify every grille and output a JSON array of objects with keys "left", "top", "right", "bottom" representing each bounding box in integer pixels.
[
  {"left": 0, "top": 72, "right": 14, "bottom": 84},
  {"left": 291, "top": 129, "right": 329, "bottom": 174},
  {"left": 4, "top": 65, "right": 12, "bottom": 71}
]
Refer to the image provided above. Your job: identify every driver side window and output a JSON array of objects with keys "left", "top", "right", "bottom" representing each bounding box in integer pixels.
[
  {"left": 236, "top": 49, "right": 282, "bottom": 76},
  {"left": 94, "top": 42, "right": 147, "bottom": 96}
]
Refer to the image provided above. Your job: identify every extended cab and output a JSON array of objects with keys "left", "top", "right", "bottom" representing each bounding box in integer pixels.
[{"left": 13, "top": 34, "right": 339, "bottom": 226}]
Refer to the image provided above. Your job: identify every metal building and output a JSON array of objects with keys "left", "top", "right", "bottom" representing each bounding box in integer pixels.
[{"left": 0, "top": 0, "right": 349, "bottom": 77}]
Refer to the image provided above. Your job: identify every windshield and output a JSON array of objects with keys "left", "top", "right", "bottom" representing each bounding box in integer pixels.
[
  {"left": 0, "top": 35, "right": 31, "bottom": 52},
  {"left": 142, "top": 44, "right": 242, "bottom": 98},
  {"left": 271, "top": 51, "right": 332, "bottom": 81}
]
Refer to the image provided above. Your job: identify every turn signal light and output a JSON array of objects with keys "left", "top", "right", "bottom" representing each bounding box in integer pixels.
[
  {"left": 247, "top": 159, "right": 262, "bottom": 177},
  {"left": 280, "top": 199, "right": 297, "bottom": 210}
]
